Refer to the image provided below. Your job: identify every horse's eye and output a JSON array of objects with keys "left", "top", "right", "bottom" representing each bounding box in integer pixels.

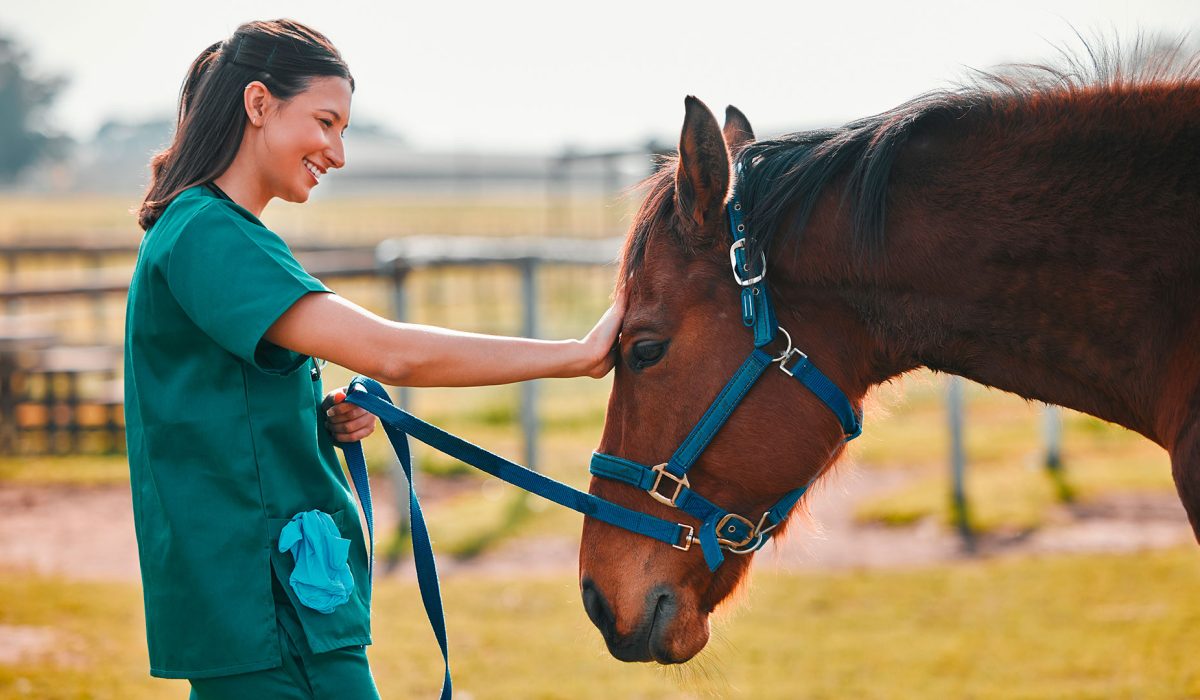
[{"left": 630, "top": 340, "right": 668, "bottom": 370}]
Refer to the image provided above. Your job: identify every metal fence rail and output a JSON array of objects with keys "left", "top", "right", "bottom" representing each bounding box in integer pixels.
[{"left": 0, "top": 237, "right": 622, "bottom": 458}]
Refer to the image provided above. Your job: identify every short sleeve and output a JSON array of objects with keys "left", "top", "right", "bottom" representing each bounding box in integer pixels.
[{"left": 166, "top": 201, "right": 331, "bottom": 374}]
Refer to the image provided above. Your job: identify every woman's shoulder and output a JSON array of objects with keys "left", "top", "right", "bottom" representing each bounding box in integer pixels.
[
  {"left": 147, "top": 186, "right": 286, "bottom": 256},
  {"left": 155, "top": 186, "right": 258, "bottom": 235}
]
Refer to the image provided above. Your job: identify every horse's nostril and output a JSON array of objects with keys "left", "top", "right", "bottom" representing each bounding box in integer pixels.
[
  {"left": 581, "top": 577, "right": 616, "bottom": 638},
  {"left": 648, "top": 588, "right": 680, "bottom": 663}
]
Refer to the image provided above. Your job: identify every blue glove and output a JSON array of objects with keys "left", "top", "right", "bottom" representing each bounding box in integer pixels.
[{"left": 278, "top": 510, "right": 355, "bottom": 614}]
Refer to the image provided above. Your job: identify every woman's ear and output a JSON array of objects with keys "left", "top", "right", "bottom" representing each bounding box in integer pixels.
[{"left": 243, "top": 80, "right": 271, "bottom": 128}]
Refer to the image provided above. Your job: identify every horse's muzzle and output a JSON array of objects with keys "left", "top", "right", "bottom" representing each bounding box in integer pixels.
[{"left": 580, "top": 578, "right": 687, "bottom": 664}]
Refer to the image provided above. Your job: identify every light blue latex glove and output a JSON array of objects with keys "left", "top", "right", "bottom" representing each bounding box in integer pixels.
[{"left": 278, "top": 510, "right": 355, "bottom": 614}]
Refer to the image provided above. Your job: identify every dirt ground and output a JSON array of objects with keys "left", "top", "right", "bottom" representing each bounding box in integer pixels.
[{"left": 0, "top": 465, "right": 1192, "bottom": 583}]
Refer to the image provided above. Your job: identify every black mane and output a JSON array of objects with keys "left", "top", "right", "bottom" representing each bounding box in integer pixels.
[
  {"left": 618, "top": 37, "right": 1200, "bottom": 282},
  {"left": 735, "top": 91, "right": 972, "bottom": 261},
  {"left": 734, "top": 36, "right": 1200, "bottom": 262}
]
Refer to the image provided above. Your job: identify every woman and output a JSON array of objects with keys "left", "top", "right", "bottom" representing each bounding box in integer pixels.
[{"left": 126, "top": 19, "right": 624, "bottom": 699}]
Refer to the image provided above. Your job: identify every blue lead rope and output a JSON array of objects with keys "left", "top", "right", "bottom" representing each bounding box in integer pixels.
[
  {"left": 333, "top": 376, "right": 700, "bottom": 700},
  {"left": 334, "top": 379, "right": 451, "bottom": 700}
]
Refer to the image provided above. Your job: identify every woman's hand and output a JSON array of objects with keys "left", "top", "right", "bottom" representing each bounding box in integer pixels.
[
  {"left": 320, "top": 387, "right": 378, "bottom": 443},
  {"left": 575, "top": 285, "right": 627, "bottom": 378}
]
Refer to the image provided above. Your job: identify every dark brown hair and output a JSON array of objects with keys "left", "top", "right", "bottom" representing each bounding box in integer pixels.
[{"left": 135, "top": 19, "right": 354, "bottom": 231}]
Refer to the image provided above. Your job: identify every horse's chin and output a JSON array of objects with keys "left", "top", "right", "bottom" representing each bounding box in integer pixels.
[{"left": 648, "top": 601, "right": 710, "bottom": 664}]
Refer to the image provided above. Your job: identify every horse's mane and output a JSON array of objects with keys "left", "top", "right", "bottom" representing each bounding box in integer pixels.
[{"left": 619, "top": 35, "right": 1200, "bottom": 279}]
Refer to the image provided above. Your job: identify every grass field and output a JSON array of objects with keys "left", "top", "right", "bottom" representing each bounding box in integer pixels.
[{"left": 4, "top": 547, "right": 1200, "bottom": 699}]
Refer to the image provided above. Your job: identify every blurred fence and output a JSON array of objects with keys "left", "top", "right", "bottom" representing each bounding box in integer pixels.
[{"left": 0, "top": 237, "right": 622, "bottom": 458}]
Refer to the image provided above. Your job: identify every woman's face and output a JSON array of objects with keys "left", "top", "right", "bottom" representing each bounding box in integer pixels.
[{"left": 253, "top": 76, "right": 352, "bottom": 204}]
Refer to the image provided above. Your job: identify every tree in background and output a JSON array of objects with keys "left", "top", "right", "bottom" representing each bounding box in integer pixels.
[{"left": 0, "top": 28, "right": 70, "bottom": 183}]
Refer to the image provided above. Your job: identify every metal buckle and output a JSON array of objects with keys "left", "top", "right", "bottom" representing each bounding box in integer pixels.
[
  {"left": 778, "top": 348, "right": 808, "bottom": 377},
  {"left": 673, "top": 524, "right": 695, "bottom": 551},
  {"left": 648, "top": 463, "right": 689, "bottom": 507},
  {"left": 715, "top": 513, "right": 757, "bottom": 548},
  {"left": 729, "top": 240, "right": 767, "bottom": 287}
]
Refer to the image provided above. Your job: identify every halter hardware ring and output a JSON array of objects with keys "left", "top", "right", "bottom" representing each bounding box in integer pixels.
[
  {"left": 729, "top": 240, "right": 767, "bottom": 287},
  {"left": 725, "top": 533, "right": 766, "bottom": 555},
  {"left": 715, "top": 513, "right": 758, "bottom": 548},
  {"left": 648, "top": 463, "right": 690, "bottom": 507},
  {"left": 755, "top": 511, "right": 782, "bottom": 538},
  {"left": 771, "top": 328, "right": 808, "bottom": 376},
  {"left": 673, "top": 524, "right": 695, "bottom": 551}
]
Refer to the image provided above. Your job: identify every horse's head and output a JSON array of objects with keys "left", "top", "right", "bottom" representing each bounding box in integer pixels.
[{"left": 579, "top": 97, "right": 869, "bottom": 663}]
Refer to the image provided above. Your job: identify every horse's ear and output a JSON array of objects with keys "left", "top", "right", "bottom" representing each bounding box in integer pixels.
[
  {"left": 675, "top": 95, "right": 730, "bottom": 232},
  {"left": 723, "top": 105, "right": 755, "bottom": 153}
]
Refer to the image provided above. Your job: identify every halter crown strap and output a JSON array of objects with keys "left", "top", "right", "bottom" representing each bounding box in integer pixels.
[{"left": 727, "top": 169, "right": 777, "bottom": 348}]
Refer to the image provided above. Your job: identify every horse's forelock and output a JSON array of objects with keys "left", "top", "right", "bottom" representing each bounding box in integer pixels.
[{"left": 619, "top": 158, "right": 679, "bottom": 285}]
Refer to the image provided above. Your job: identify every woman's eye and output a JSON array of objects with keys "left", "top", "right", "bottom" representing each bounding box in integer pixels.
[
  {"left": 630, "top": 340, "right": 668, "bottom": 370},
  {"left": 319, "top": 118, "right": 333, "bottom": 127}
]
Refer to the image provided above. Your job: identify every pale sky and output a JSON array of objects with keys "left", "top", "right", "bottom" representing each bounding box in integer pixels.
[{"left": 3, "top": 0, "right": 1197, "bottom": 152}]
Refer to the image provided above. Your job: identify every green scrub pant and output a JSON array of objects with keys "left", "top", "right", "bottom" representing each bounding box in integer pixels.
[{"left": 188, "top": 577, "right": 379, "bottom": 700}]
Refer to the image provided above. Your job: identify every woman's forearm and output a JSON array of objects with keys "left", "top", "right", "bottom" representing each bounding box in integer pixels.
[
  {"left": 382, "top": 322, "right": 591, "bottom": 386},
  {"left": 265, "top": 289, "right": 623, "bottom": 388}
]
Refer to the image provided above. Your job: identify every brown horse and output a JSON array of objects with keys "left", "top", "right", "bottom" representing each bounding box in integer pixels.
[{"left": 579, "top": 49, "right": 1200, "bottom": 663}]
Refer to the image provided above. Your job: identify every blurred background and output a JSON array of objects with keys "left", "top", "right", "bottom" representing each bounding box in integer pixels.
[{"left": 1, "top": 1, "right": 1198, "bottom": 698}]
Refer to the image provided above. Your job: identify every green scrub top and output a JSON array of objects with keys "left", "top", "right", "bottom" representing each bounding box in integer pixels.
[{"left": 123, "top": 184, "right": 372, "bottom": 680}]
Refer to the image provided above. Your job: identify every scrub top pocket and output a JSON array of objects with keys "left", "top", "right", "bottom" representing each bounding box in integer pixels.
[{"left": 268, "top": 509, "right": 373, "bottom": 654}]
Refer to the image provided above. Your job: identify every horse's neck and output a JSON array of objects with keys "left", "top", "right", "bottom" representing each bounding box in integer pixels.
[{"left": 791, "top": 93, "right": 1200, "bottom": 446}]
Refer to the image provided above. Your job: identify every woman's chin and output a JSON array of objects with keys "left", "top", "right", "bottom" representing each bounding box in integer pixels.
[{"left": 282, "top": 187, "right": 313, "bottom": 204}]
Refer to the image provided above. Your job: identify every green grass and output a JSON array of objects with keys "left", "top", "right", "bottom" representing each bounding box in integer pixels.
[
  {"left": 5, "top": 548, "right": 1200, "bottom": 698},
  {"left": 0, "top": 455, "right": 131, "bottom": 486}
]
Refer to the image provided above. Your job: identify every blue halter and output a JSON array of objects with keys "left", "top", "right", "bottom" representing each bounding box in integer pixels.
[
  {"left": 588, "top": 170, "right": 862, "bottom": 570},
  {"left": 332, "top": 172, "right": 862, "bottom": 697}
]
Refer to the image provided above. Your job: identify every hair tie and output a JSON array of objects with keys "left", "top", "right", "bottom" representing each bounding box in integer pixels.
[{"left": 229, "top": 38, "right": 275, "bottom": 73}]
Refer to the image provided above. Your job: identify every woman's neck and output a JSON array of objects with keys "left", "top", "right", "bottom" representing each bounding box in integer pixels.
[{"left": 213, "top": 155, "right": 269, "bottom": 217}]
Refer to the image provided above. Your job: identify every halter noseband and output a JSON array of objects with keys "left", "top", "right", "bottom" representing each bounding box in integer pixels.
[{"left": 589, "top": 166, "right": 863, "bottom": 571}]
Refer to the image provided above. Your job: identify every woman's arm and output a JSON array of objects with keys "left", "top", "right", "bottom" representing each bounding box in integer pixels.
[{"left": 263, "top": 286, "right": 626, "bottom": 387}]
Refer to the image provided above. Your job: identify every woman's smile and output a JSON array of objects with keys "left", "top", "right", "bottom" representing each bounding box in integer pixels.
[{"left": 303, "top": 157, "right": 324, "bottom": 184}]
